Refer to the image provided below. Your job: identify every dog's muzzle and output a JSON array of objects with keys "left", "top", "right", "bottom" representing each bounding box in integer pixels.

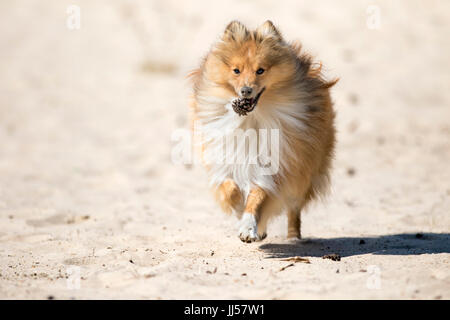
[{"left": 232, "top": 87, "right": 266, "bottom": 116}]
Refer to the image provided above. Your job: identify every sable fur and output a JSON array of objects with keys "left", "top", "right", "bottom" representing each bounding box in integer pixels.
[{"left": 188, "top": 20, "right": 337, "bottom": 241}]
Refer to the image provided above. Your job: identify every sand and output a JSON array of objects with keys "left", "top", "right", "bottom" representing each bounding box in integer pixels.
[{"left": 0, "top": 0, "right": 449, "bottom": 299}]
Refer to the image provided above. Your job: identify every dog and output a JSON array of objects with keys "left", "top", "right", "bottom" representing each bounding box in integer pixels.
[{"left": 188, "top": 20, "right": 337, "bottom": 242}]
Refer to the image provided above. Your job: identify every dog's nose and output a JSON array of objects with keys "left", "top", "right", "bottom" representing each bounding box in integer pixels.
[{"left": 240, "top": 86, "right": 253, "bottom": 98}]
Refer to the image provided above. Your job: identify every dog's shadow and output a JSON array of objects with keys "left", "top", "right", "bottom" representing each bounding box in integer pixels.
[{"left": 259, "top": 233, "right": 450, "bottom": 258}]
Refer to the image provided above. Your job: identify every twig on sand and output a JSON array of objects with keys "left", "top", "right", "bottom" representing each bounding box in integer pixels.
[
  {"left": 281, "top": 256, "right": 311, "bottom": 264},
  {"left": 278, "top": 256, "right": 311, "bottom": 271},
  {"left": 279, "top": 263, "right": 295, "bottom": 272}
]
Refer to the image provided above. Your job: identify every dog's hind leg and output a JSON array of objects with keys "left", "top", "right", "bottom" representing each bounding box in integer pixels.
[{"left": 287, "top": 208, "right": 301, "bottom": 239}]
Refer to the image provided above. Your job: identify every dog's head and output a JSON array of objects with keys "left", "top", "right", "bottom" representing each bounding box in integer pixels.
[{"left": 206, "top": 20, "right": 298, "bottom": 113}]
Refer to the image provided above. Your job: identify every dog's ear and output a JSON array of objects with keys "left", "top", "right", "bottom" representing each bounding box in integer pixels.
[
  {"left": 223, "top": 20, "right": 250, "bottom": 42},
  {"left": 256, "top": 20, "right": 283, "bottom": 41}
]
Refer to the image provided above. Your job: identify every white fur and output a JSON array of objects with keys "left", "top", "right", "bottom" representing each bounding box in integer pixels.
[
  {"left": 195, "top": 97, "right": 310, "bottom": 200},
  {"left": 238, "top": 212, "right": 258, "bottom": 242}
]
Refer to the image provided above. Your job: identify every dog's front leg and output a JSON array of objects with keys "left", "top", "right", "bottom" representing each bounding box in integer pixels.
[
  {"left": 238, "top": 187, "right": 266, "bottom": 243},
  {"left": 216, "top": 179, "right": 243, "bottom": 216}
]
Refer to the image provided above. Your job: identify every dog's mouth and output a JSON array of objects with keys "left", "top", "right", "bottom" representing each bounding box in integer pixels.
[{"left": 232, "top": 87, "right": 266, "bottom": 116}]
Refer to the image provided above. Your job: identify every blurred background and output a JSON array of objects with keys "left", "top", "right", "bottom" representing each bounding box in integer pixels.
[{"left": 0, "top": 0, "right": 449, "bottom": 299}]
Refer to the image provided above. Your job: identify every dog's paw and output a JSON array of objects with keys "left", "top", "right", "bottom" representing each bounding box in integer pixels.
[
  {"left": 258, "top": 232, "right": 267, "bottom": 240},
  {"left": 238, "top": 213, "right": 260, "bottom": 243},
  {"left": 287, "top": 234, "right": 301, "bottom": 241}
]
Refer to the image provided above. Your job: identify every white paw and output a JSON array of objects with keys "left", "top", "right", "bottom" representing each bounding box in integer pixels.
[{"left": 238, "top": 213, "right": 260, "bottom": 243}]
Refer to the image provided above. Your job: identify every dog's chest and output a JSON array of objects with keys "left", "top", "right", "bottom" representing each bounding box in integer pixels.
[{"left": 200, "top": 105, "right": 283, "bottom": 195}]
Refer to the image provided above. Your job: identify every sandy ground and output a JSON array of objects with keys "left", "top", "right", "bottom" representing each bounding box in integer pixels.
[{"left": 0, "top": 0, "right": 449, "bottom": 299}]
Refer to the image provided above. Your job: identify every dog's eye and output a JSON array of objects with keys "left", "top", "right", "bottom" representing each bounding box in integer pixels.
[
  {"left": 256, "top": 68, "right": 265, "bottom": 75},
  {"left": 233, "top": 68, "right": 240, "bottom": 74}
]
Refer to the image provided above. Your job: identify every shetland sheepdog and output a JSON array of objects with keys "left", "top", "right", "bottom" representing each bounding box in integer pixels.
[{"left": 189, "top": 20, "right": 337, "bottom": 242}]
